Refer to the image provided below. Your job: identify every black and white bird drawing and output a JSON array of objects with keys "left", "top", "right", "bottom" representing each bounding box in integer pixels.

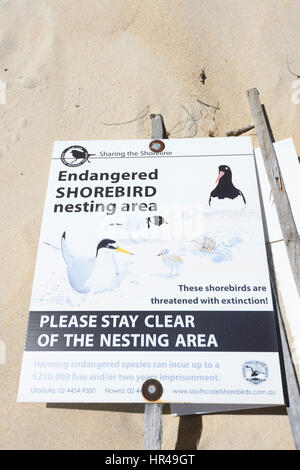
[
  {"left": 61, "top": 232, "right": 133, "bottom": 293},
  {"left": 209, "top": 165, "right": 246, "bottom": 208}
]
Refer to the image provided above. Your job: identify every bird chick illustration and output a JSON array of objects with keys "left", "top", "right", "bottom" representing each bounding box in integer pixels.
[
  {"left": 157, "top": 249, "right": 183, "bottom": 277},
  {"left": 61, "top": 232, "right": 133, "bottom": 293},
  {"left": 209, "top": 165, "right": 246, "bottom": 208}
]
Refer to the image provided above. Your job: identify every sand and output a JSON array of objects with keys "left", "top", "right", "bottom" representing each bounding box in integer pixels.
[{"left": 0, "top": 0, "right": 298, "bottom": 449}]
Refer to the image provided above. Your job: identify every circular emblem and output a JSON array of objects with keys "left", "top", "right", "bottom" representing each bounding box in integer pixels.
[
  {"left": 141, "top": 378, "right": 163, "bottom": 402},
  {"left": 242, "top": 360, "right": 268, "bottom": 385},
  {"left": 60, "top": 145, "right": 94, "bottom": 167},
  {"left": 149, "top": 140, "right": 165, "bottom": 153}
]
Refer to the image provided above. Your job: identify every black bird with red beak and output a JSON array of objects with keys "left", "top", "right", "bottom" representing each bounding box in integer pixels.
[{"left": 209, "top": 165, "right": 246, "bottom": 206}]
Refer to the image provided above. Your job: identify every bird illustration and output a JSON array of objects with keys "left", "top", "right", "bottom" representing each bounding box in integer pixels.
[
  {"left": 157, "top": 249, "right": 183, "bottom": 277},
  {"left": 61, "top": 232, "right": 133, "bottom": 293},
  {"left": 245, "top": 365, "right": 266, "bottom": 378},
  {"left": 110, "top": 215, "right": 168, "bottom": 241},
  {"left": 146, "top": 216, "right": 168, "bottom": 228},
  {"left": 70, "top": 149, "right": 86, "bottom": 160},
  {"left": 66, "top": 149, "right": 95, "bottom": 164},
  {"left": 209, "top": 165, "right": 246, "bottom": 208}
]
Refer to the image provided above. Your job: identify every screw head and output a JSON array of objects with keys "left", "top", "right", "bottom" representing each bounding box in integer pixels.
[
  {"left": 149, "top": 140, "right": 165, "bottom": 153},
  {"left": 142, "top": 378, "right": 163, "bottom": 401}
]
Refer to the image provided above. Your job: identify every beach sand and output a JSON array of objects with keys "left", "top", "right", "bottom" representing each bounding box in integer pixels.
[{"left": 0, "top": 0, "right": 298, "bottom": 449}]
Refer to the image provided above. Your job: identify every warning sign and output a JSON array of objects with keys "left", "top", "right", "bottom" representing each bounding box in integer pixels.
[{"left": 18, "top": 137, "right": 286, "bottom": 404}]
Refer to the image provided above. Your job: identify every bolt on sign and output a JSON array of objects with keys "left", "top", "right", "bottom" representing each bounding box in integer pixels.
[{"left": 18, "top": 137, "right": 287, "bottom": 405}]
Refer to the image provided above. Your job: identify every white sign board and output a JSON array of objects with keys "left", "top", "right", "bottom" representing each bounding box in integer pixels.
[{"left": 18, "top": 137, "right": 286, "bottom": 404}]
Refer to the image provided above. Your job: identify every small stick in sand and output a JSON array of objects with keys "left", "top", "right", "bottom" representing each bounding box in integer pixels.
[
  {"left": 226, "top": 125, "right": 255, "bottom": 137},
  {"left": 200, "top": 69, "right": 207, "bottom": 84},
  {"left": 196, "top": 99, "right": 220, "bottom": 110}
]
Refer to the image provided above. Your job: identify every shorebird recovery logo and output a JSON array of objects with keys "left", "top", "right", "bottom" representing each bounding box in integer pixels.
[
  {"left": 242, "top": 360, "right": 268, "bottom": 385},
  {"left": 60, "top": 145, "right": 95, "bottom": 167}
]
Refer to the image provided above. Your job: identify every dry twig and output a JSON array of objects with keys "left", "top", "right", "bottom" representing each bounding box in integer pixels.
[
  {"left": 287, "top": 59, "right": 300, "bottom": 78},
  {"left": 99, "top": 105, "right": 150, "bottom": 126},
  {"left": 226, "top": 125, "right": 255, "bottom": 137}
]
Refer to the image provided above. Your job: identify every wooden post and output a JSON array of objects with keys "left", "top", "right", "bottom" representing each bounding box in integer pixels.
[
  {"left": 276, "top": 290, "right": 300, "bottom": 450},
  {"left": 144, "top": 114, "right": 165, "bottom": 451},
  {"left": 246, "top": 88, "right": 300, "bottom": 299},
  {"left": 144, "top": 401, "right": 163, "bottom": 450},
  {"left": 247, "top": 89, "right": 300, "bottom": 449},
  {"left": 150, "top": 113, "right": 166, "bottom": 140}
]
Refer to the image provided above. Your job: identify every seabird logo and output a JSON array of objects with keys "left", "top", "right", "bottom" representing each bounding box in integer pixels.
[
  {"left": 60, "top": 145, "right": 95, "bottom": 167},
  {"left": 242, "top": 360, "right": 268, "bottom": 385}
]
